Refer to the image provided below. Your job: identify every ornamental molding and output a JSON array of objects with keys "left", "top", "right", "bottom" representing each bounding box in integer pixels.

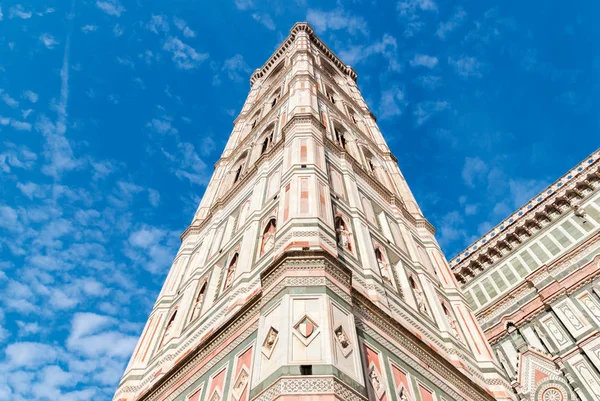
[
  {"left": 352, "top": 291, "right": 499, "bottom": 401},
  {"left": 251, "top": 376, "right": 366, "bottom": 401},
  {"left": 120, "top": 295, "right": 261, "bottom": 401},
  {"left": 476, "top": 234, "right": 600, "bottom": 328},
  {"left": 451, "top": 149, "right": 599, "bottom": 281},
  {"left": 250, "top": 22, "right": 357, "bottom": 86}
]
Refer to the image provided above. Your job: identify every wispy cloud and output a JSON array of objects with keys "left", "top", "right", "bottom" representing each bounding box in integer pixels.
[
  {"left": 448, "top": 55, "right": 483, "bottom": 78},
  {"left": 396, "top": 0, "right": 438, "bottom": 37},
  {"left": 378, "top": 86, "right": 407, "bottom": 120},
  {"left": 96, "top": 0, "right": 125, "bottom": 17},
  {"left": 1, "top": 91, "right": 19, "bottom": 108},
  {"left": 307, "top": 8, "right": 369, "bottom": 36},
  {"left": 39, "top": 33, "right": 58, "bottom": 49},
  {"left": 213, "top": 54, "right": 251, "bottom": 85},
  {"left": 22, "top": 90, "right": 39, "bottom": 103},
  {"left": 163, "top": 37, "right": 209, "bottom": 70},
  {"left": 415, "top": 75, "right": 442, "bottom": 90},
  {"left": 436, "top": 7, "right": 467, "bottom": 39},
  {"left": 409, "top": 54, "right": 438, "bottom": 68},
  {"left": 252, "top": 13, "right": 276, "bottom": 30},
  {"left": 413, "top": 100, "right": 449, "bottom": 125},
  {"left": 461, "top": 156, "right": 488, "bottom": 187},
  {"left": 173, "top": 17, "right": 196, "bottom": 38},
  {"left": 9, "top": 5, "right": 32, "bottom": 19},
  {"left": 81, "top": 25, "right": 98, "bottom": 34},
  {"left": 234, "top": 0, "right": 254, "bottom": 10},
  {"left": 147, "top": 15, "right": 169, "bottom": 34},
  {"left": 338, "top": 34, "right": 400, "bottom": 71}
]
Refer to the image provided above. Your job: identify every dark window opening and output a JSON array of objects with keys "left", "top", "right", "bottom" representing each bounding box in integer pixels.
[{"left": 300, "top": 365, "right": 312, "bottom": 375}]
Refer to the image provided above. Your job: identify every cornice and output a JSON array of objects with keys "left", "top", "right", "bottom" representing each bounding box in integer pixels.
[
  {"left": 451, "top": 149, "right": 600, "bottom": 283},
  {"left": 250, "top": 22, "right": 357, "bottom": 86}
]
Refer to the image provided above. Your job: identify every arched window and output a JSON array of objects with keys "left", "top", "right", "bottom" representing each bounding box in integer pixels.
[
  {"left": 335, "top": 216, "right": 352, "bottom": 252},
  {"left": 161, "top": 310, "right": 178, "bottom": 347},
  {"left": 231, "top": 151, "right": 248, "bottom": 185},
  {"left": 224, "top": 253, "right": 238, "bottom": 290},
  {"left": 259, "top": 124, "right": 275, "bottom": 155},
  {"left": 261, "top": 219, "right": 277, "bottom": 256},
  {"left": 325, "top": 85, "right": 336, "bottom": 104},
  {"left": 333, "top": 123, "right": 346, "bottom": 149},
  {"left": 374, "top": 247, "right": 391, "bottom": 282},
  {"left": 347, "top": 107, "right": 358, "bottom": 125},
  {"left": 270, "top": 89, "right": 280, "bottom": 110},
  {"left": 190, "top": 281, "right": 207, "bottom": 321}
]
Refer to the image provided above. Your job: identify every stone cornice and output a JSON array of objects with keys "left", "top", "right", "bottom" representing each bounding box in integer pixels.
[
  {"left": 250, "top": 22, "right": 357, "bottom": 86},
  {"left": 451, "top": 149, "right": 600, "bottom": 282}
]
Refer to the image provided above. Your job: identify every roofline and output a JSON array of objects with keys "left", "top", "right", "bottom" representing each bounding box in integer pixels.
[
  {"left": 249, "top": 22, "right": 358, "bottom": 86},
  {"left": 450, "top": 148, "right": 600, "bottom": 273}
]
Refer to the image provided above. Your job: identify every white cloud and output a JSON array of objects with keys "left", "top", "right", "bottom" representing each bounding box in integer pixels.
[
  {"left": 378, "top": 86, "right": 407, "bottom": 120},
  {"left": 22, "top": 108, "right": 33, "bottom": 119},
  {"left": 397, "top": 0, "right": 437, "bottom": 36},
  {"left": 462, "top": 156, "right": 489, "bottom": 187},
  {"left": 338, "top": 34, "right": 400, "bottom": 71},
  {"left": 163, "top": 37, "right": 208, "bottom": 70},
  {"left": 413, "top": 100, "right": 449, "bottom": 125},
  {"left": 409, "top": 54, "right": 438, "bottom": 68},
  {"left": 1, "top": 91, "right": 19, "bottom": 108},
  {"left": 113, "top": 23, "right": 124, "bottom": 37},
  {"left": 448, "top": 55, "right": 483, "bottom": 78},
  {"left": 9, "top": 5, "right": 32, "bottom": 19},
  {"left": 125, "top": 225, "right": 178, "bottom": 274},
  {"left": 174, "top": 17, "right": 196, "bottom": 37},
  {"left": 96, "top": 0, "right": 125, "bottom": 17},
  {"left": 40, "top": 33, "right": 58, "bottom": 49},
  {"left": 81, "top": 25, "right": 98, "bottom": 33},
  {"left": 436, "top": 7, "right": 467, "bottom": 39},
  {"left": 0, "top": 7, "right": 3, "bottom": 21},
  {"left": 307, "top": 8, "right": 368, "bottom": 36},
  {"left": 148, "top": 189, "right": 160, "bottom": 207},
  {"left": 234, "top": 0, "right": 254, "bottom": 10},
  {"left": 415, "top": 75, "right": 442, "bottom": 90},
  {"left": 10, "top": 120, "right": 32, "bottom": 131},
  {"left": 22, "top": 90, "right": 38, "bottom": 103},
  {"left": 5, "top": 342, "right": 61, "bottom": 368},
  {"left": 67, "top": 313, "right": 138, "bottom": 358},
  {"left": 146, "top": 118, "right": 178, "bottom": 135},
  {"left": 220, "top": 54, "right": 251, "bottom": 83},
  {"left": 147, "top": 14, "right": 169, "bottom": 34},
  {"left": 251, "top": 13, "right": 276, "bottom": 30},
  {"left": 0, "top": 144, "right": 37, "bottom": 173},
  {"left": 162, "top": 142, "right": 209, "bottom": 186},
  {"left": 116, "top": 56, "right": 134, "bottom": 69}
]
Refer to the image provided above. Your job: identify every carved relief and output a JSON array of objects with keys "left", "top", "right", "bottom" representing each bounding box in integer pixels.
[
  {"left": 262, "top": 327, "right": 279, "bottom": 359},
  {"left": 543, "top": 318, "right": 567, "bottom": 346},
  {"left": 334, "top": 215, "right": 353, "bottom": 252},
  {"left": 576, "top": 364, "right": 600, "bottom": 397},
  {"left": 232, "top": 368, "right": 250, "bottom": 400},
  {"left": 334, "top": 325, "right": 352, "bottom": 357},
  {"left": 540, "top": 387, "right": 563, "bottom": 401},
  {"left": 208, "top": 389, "right": 221, "bottom": 401},
  {"left": 398, "top": 384, "right": 412, "bottom": 401},
  {"left": 580, "top": 293, "right": 600, "bottom": 321},
  {"left": 368, "top": 363, "right": 386, "bottom": 400}
]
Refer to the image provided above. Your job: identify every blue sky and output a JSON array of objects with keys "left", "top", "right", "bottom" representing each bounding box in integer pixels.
[{"left": 0, "top": 0, "right": 597, "bottom": 399}]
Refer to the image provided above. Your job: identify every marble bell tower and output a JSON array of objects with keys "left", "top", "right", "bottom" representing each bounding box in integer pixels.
[{"left": 113, "top": 22, "right": 516, "bottom": 401}]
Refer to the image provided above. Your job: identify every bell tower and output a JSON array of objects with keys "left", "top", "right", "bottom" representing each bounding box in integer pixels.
[{"left": 113, "top": 22, "right": 516, "bottom": 401}]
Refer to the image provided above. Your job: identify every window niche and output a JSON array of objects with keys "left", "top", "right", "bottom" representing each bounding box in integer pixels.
[
  {"left": 334, "top": 215, "right": 354, "bottom": 253},
  {"left": 260, "top": 217, "right": 277, "bottom": 256}
]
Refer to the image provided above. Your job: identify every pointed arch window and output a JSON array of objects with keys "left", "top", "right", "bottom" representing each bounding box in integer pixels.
[
  {"left": 259, "top": 124, "right": 275, "bottom": 155},
  {"left": 190, "top": 281, "right": 207, "bottom": 321},
  {"left": 325, "top": 85, "right": 336, "bottom": 104},
  {"left": 270, "top": 89, "right": 281, "bottom": 110},
  {"left": 238, "top": 200, "right": 251, "bottom": 230},
  {"left": 333, "top": 123, "right": 347, "bottom": 149},
  {"left": 261, "top": 218, "right": 277, "bottom": 256},
  {"left": 231, "top": 151, "right": 249, "bottom": 185},
  {"left": 161, "top": 309, "right": 178, "bottom": 347},
  {"left": 223, "top": 253, "right": 238, "bottom": 290},
  {"left": 335, "top": 216, "right": 352, "bottom": 252}
]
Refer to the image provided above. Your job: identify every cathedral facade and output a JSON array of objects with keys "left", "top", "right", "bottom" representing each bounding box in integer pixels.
[
  {"left": 113, "top": 23, "right": 515, "bottom": 401},
  {"left": 451, "top": 150, "right": 600, "bottom": 401}
]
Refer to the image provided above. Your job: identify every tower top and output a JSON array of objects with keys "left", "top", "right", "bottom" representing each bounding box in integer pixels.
[{"left": 250, "top": 22, "right": 357, "bottom": 86}]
